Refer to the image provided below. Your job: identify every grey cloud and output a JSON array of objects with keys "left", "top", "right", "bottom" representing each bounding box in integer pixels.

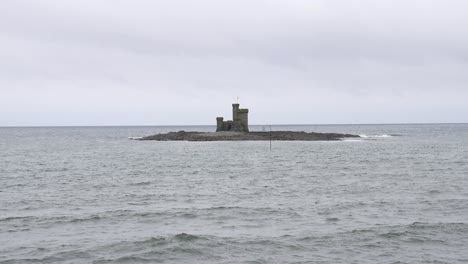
[{"left": 1, "top": 0, "right": 467, "bottom": 125}]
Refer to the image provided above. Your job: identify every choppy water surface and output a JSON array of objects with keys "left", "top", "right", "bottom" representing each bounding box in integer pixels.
[{"left": 1, "top": 124, "right": 468, "bottom": 263}]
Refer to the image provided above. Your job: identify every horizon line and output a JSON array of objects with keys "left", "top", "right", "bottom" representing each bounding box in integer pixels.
[{"left": 0, "top": 122, "right": 467, "bottom": 128}]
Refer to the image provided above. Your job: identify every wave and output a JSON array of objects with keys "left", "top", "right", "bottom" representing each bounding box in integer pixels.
[
  {"left": 173, "top": 233, "right": 207, "bottom": 242},
  {"left": 109, "top": 233, "right": 209, "bottom": 250},
  {"left": 69, "top": 215, "right": 101, "bottom": 223},
  {"left": 341, "top": 138, "right": 364, "bottom": 142},
  {"left": 359, "top": 134, "right": 393, "bottom": 139},
  {"left": 129, "top": 181, "right": 151, "bottom": 186},
  {"left": 0, "top": 216, "right": 33, "bottom": 222},
  {"left": 128, "top": 136, "right": 142, "bottom": 140}
]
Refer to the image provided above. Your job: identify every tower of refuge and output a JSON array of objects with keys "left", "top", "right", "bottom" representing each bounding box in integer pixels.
[{"left": 216, "top": 103, "right": 249, "bottom": 132}]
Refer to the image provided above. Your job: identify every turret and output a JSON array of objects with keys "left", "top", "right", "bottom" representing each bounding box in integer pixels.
[
  {"left": 236, "top": 108, "right": 249, "bottom": 132},
  {"left": 232, "top": 103, "right": 240, "bottom": 121},
  {"left": 216, "top": 117, "right": 224, "bottom": 132}
]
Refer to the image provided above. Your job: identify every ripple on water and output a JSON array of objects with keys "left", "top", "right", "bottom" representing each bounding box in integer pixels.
[{"left": 1, "top": 125, "right": 468, "bottom": 263}]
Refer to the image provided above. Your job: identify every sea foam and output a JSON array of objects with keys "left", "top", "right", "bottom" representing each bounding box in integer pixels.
[{"left": 359, "top": 134, "right": 393, "bottom": 139}]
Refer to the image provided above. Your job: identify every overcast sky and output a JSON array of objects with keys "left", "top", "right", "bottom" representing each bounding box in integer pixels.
[{"left": 1, "top": 0, "right": 467, "bottom": 126}]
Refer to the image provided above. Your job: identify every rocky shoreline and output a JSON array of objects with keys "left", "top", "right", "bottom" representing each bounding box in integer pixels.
[{"left": 136, "top": 130, "right": 360, "bottom": 141}]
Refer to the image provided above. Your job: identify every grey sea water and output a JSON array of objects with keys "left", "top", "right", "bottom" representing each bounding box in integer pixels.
[{"left": 1, "top": 124, "right": 467, "bottom": 264}]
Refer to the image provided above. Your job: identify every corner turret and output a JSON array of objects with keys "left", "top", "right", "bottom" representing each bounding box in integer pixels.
[{"left": 216, "top": 117, "right": 224, "bottom": 132}]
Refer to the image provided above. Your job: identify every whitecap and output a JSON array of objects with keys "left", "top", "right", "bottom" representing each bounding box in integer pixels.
[{"left": 359, "top": 134, "right": 393, "bottom": 139}]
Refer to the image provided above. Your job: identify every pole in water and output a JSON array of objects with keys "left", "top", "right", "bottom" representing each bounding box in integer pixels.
[{"left": 269, "top": 125, "right": 272, "bottom": 151}]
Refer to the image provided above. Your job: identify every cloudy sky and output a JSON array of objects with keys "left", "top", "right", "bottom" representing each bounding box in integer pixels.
[{"left": 1, "top": 0, "right": 467, "bottom": 126}]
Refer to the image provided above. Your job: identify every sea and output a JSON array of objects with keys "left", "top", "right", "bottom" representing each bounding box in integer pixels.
[{"left": 1, "top": 124, "right": 467, "bottom": 264}]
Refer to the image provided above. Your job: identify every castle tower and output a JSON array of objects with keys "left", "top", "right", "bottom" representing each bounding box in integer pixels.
[
  {"left": 216, "top": 103, "right": 249, "bottom": 132},
  {"left": 232, "top": 103, "right": 240, "bottom": 121},
  {"left": 216, "top": 117, "right": 224, "bottom": 132},
  {"left": 236, "top": 108, "right": 249, "bottom": 132}
]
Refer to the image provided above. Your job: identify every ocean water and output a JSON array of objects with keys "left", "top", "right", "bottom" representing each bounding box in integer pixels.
[{"left": 1, "top": 124, "right": 467, "bottom": 264}]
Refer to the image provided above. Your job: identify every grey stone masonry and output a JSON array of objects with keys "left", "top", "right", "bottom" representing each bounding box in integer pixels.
[{"left": 216, "top": 103, "right": 249, "bottom": 132}]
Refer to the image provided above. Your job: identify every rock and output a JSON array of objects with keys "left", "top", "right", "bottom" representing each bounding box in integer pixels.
[{"left": 135, "top": 130, "right": 360, "bottom": 141}]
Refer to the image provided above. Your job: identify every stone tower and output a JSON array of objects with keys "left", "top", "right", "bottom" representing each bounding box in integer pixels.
[{"left": 216, "top": 103, "right": 249, "bottom": 132}]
